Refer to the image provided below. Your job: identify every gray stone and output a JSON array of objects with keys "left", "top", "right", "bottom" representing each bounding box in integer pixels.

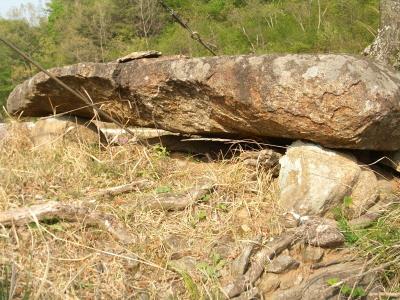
[
  {"left": 7, "top": 54, "right": 400, "bottom": 150},
  {"left": 266, "top": 255, "right": 300, "bottom": 274}
]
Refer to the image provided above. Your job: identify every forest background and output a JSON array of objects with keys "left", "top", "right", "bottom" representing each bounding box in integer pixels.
[{"left": 0, "top": 0, "right": 380, "bottom": 111}]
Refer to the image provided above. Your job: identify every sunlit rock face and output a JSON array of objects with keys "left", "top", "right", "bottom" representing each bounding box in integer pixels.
[{"left": 7, "top": 54, "right": 400, "bottom": 150}]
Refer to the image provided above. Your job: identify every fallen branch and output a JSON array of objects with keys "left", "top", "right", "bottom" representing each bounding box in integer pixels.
[
  {"left": 0, "top": 201, "right": 135, "bottom": 244},
  {"left": 311, "top": 258, "right": 356, "bottom": 270},
  {"left": 369, "top": 292, "right": 400, "bottom": 298},
  {"left": 145, "top": 182, "right": 215, "bottom": 211},
  {"left": 89, "top": 179, "right": 153, "bottom": 198}
]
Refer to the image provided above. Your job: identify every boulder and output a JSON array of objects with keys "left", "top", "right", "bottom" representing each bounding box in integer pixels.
[
  {"left": 278, "top": 141, "right": 380, "bottom": 216},
  {"left": 7, "top": 54, "right": 400, "bottom": 150}
]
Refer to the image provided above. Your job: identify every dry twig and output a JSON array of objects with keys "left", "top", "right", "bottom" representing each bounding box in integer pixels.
[
  {"left": 88, "top": 179, "right": 153, "bottom": 198},
  {"left": 0, "top": 201, "right": 135, "bottom": 244},
  {"left": 145, "top": 181, "right": 215, "bottom": 211}
]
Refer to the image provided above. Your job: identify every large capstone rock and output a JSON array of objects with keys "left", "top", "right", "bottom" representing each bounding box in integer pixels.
[
  {"left": 7, "top": 54, "right": 400, "bottom": 150},
  {"left": 278, "top": 141, "right": 379, "bottom": 216}
]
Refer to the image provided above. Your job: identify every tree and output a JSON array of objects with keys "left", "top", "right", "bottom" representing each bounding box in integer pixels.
[{"left": 365, "top": 0, "right": 400, "bottom": 69}]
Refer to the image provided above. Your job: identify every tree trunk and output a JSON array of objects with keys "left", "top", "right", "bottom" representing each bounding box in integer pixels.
[{"left": 364, "top": 0, "right": 400, "bottom": 69}]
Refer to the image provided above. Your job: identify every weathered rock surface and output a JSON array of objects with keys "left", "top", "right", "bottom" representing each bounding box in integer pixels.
[
  {"left": 349, "top": 169, "right": 379, "bottom": 217},
  {"left": 7, "top": 54, "right": 400, "bottom": 150},
  {"left": 270, "top": 262, "right": 377, "bottom": 300},
  {"left": 303, "top": 218, "right": 345, "bottom": 248},
  {"left": 301, "top": 246, "right": 324, "bottom": 263},
  {"left": 278, "top": 141, "right": 380, "bottom": 215},
  {"left": 266, "top": 255, "right": 299, "bottom": 274}
]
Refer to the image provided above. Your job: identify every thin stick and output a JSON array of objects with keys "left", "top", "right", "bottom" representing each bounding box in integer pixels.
[{"left": 0, "top": 201, "right": 135, "bottom": 244}]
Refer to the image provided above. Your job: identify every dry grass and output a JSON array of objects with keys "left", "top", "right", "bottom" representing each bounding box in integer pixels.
[
  {"left": 2, "top": 121, "right": 400, "bottom": 299},
  {"left": 0, "top": 123, "right": 282, "bottom": 299}
]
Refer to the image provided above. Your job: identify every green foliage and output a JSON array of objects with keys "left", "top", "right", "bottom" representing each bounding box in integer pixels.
[
  {"left": 155, "top": 185, "right": 172, "bottom": 194},
  {"left": 327, "top": 277, "right": 367, "bottom": 298},
  {"left": 196, "top": 210, "right": 207, "bottom": 221},
  {"left": 179, "top": 271, "right": 201, "bottom": 300},
  {"left": 326, "top": 277, "right": 340, "bottom": 286},
  {"left": 0, "top": 265, "right": 31, "bottom": 300},
  {"left": 196, "top": 252, "right": 226, "bottom": 280},
  {"left": 0, "top": 0, "right": 380, "bottom": 110},
  {"left": 333, "top": 196, "right": 359, "bottom": 244},
  {"left": 152, "top": 144, "right": 170, "bottom": 158}
]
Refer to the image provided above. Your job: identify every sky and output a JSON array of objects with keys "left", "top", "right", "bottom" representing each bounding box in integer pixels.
[{"left": 0, "top": 0, "right": 48, "bottom": 18}]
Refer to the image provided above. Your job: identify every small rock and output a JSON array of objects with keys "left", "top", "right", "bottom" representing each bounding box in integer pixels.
[
  {"left": 211, "top": 234, "right": 236, "bottom": 259},
  {"left": 301, "top": 246, "right": 324, "bottom": 263},
  {"left": 168, "top": 256, "right": 197, "bottom": 274},
  {"left": 163, "top": 234, "right": 187, "bottom": 251},
  {"left": 116, "top": 50, "right": 162, "bottom": 63},
  {"left": 280, "top": 212, "right": 300, "bottom": 228},
  {"left": 266, "top": 255, "right": 300, "bottom": 274},
  {"left": 304, "top": 218, "right": 345, "bottom": 248},
  {"left": 259, "top": 273, "right": 281, "bottom": 294},
  {"left": 307, "top": 227, "right": 344, "bottom": 248}
]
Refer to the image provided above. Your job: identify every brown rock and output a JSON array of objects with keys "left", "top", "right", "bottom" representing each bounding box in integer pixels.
[
  {"left": 7, "top": 54, "right": 400, "bottom": 150},
  {"left": 259, "top": 273, "right": 281, "bottom": 294}
]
